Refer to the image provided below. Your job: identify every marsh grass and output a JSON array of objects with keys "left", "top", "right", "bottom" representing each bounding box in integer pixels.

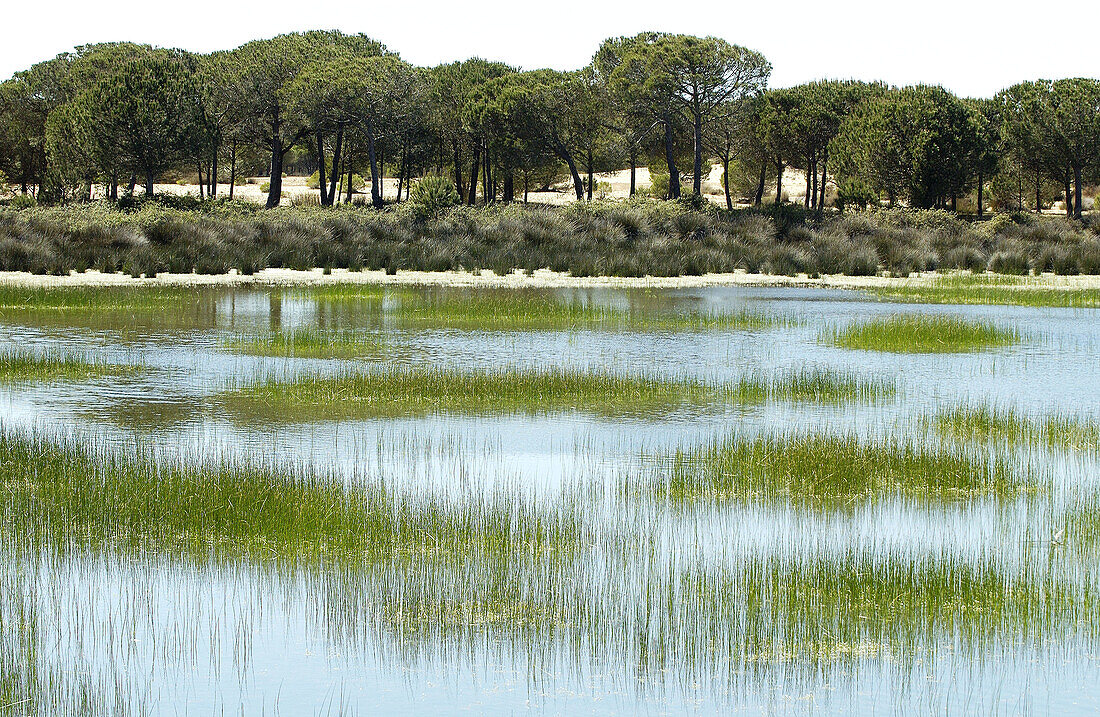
[
  {"left": 306, "top": 286, "right": 783, "bottom": 332},
  {"left": 336, "top": 545, "right": 1097, "bottom": 683},
  {"left": 873, "top": 274, "right": 1100, "bottom": 308},
  {"left": 0, "top": 430, "right": 576, "bottom": 564},
  {"left": 0, "top": 285, "right": 224, "bottom": 331},
  {"left": 1063, "top": 502, "right": 1100, "bottom": 553},
  {"left": 223, "top": 329, "right": 385, "bottom": 359},
  {"left": 660, "top": 551, "right": 1095, "bottom": 668},
  {"left": 645, "top": 433, "right": 1025, "bottom": 504},
  {"left": 0, "top": 285, "right": 203, "bottom": 313},
  {"left": 0, "top": 348, "right": 133, "bottom": 383},
  {"left": 933, "top": 405, "right": 1100, "bottom": 450},
  {"left": 217, "top": 366, "right": 723, "bottom": 420},
  {"left": 217, "top": 366, "right": 893, "bottom": 422},
  {"left": 762, "top": 368, "right": 896, "bottom": 403},
  {"left": 825, "top": 314, "right": 1020, "bottom": 353}
]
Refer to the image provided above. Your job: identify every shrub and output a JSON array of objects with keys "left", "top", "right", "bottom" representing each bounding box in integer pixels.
[
  {"left": 0, "top": 201, "right": 1088, "bottom": 280},
  {"left": 9, "top": 194, "right": 37, "bottom": 210},
  {"left": 942, "top": 246, "right": 988, "bottom": 273},
  {"left": 409, "top": 176, "right": 461, "bottom": 220},
  {"left": 989, "top": 251, "right": 1031, "bottom": 275},
  {"left": 835, "top": 178, "right": 878, "bottom": 211}
]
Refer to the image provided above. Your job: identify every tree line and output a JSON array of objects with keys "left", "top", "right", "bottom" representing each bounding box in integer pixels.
[{"left": 1, "top": 30, "right": 1097, "bottom": 217}]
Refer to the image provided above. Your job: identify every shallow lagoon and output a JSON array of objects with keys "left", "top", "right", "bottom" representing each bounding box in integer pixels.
[{"left": 2, "top": 284, "right": 1099, "bottom": 715}]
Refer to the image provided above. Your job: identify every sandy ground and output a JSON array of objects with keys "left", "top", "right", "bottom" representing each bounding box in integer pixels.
[
  {"left": 3, "top": 267, "right": 1100, "bottom": 292},
  {"left": 133, "top": 164, "right": 821, "bottom": 208},
  {"left": 44, "top": 165, "right": 1095, "bottom": 211}
]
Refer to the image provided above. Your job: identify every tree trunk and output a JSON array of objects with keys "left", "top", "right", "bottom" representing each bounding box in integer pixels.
[
  {"left": 1073, "top": 163, "right": 1084, "bottom": 219},
  {"left": 1064, "top": 171, "right": 1073, "bottom": 217},
  {"left": 819, "top": 161, "right": 828, "bottom": 209},
  {"left": 453, "top": 142, "right": 464, "bottom": 202},
  {"left": 127, "top": 173, "right": 137, "bottom": 197},
  {"left": 210, "top": 141, "right": 218, "bottom": 198},
  {"left": 586, "top": 149, "right": 594, "bottom": 201},
  {"left": 754, "top": 163, "right": 766, "bottom": 207},
  {"left": 775, "top": 162, "right": 784, "bottom": 204},
  {"left": 810, "top": 159, "right": 818, "bottom": 210},
  {"left": 804, "top": 161, "right": 812, "bottom": 208},
  {"left": 551, "top": 135, "right": 584, "bottom": 201},
  {"left": 629, "top": 152, "right": 636, "bottom": 197},
  {"left": 229, "top": 142, "right": 237, "bottom": 200},
  {"left": 266, "top": 129, "right": 283, "bottom": 209},
  {"left": 379, "top": 144, "right": 385, "bottom": 199},
  {"left": 145, "top": 171, "right": 155, "bottom": 199},
  {"left": 109, "top": 170, "right": 118, "bottom": 202},
  {"left": 486, "top": 150, "right": 495, "bottom": 204},
  {"left": 316, "top": 129, "right": 328, "bottom": 205},
  {"left": 503, "top": 167, "right": 514, "bottom": 203},
  {"left": 197, "top": 163, "right": 204, "bottom": 200},
  {"left": 368, "top": 124, "right": 383, "bottom": 209},
  {"left": 721, "top": 151, "right": 733, "bottom": 211},
  {"left": 977, "top": 170, "right": 984, "bottom": 219},
  {"left": 346, "top": 167, "right": 354, "bottom": 204},
  {"left": 664, "top": 116, "right": 680, "bottom": 200},
  {"left": 692, "top": 112, "right": 703, "bottom": 196},
  {"left": 468, "top": 146, "right": 480, "bottom": 205},
  {"left": 327, "top": 126, "right": 344, "bottom": 206}
]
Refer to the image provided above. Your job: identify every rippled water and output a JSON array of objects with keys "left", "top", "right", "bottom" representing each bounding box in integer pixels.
[{"left": 2, "top": 285, "right": 1099, "bottom": 715}]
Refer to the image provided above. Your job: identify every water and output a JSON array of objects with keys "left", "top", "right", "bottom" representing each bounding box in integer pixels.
[{"left": 2, "top": 285, "right": 1099, "bottom": 715}]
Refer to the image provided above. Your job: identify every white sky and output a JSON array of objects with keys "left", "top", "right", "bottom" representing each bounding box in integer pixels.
[{"left": 2, "top": 0, "right": 1095, "bottom": 98}]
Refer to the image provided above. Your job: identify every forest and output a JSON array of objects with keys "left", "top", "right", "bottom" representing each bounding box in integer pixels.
[
  {"left": 2, "top": 31, "right": 1098, "bottom": 214},
  {"left": 1, "top": 31, "right": 1099, "bottom": 278}
]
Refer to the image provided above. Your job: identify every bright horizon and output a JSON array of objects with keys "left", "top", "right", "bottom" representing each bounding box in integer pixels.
[{"left": 3, "top": 0, "right": 1097, "bottom": 98}]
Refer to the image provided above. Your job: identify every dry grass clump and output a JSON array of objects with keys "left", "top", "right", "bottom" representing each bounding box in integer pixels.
[{"left": 4, "top": 200, "right": 1099, "bottom": 280}]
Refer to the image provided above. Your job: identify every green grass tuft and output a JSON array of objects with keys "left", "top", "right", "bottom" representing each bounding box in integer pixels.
[
  {"left": 307, "top": 287, "right": 783, "bottom": 332},
  {"left": 646, "top": 433, "right": 1025, "bottom": 504},
  {"left": 872, "top": 274, "right": 1100, "bottom": 308},
  {"left": 223, "top": 329, "right": 385, "bottom": 359},
  {"left": 825, "top": 314, "right": 1020, "bottom": 353},
  {"left": 0, "top": 430, "right": 575, "bottom": 563},
  {"left": 762, "top": 368, "right": 896, "bottom": 403},
  {"left": 0, "top": 348, "right": 133, "bottom": 383},
  {"left": 933, "top": 405, "right": 1100, "bottom": 449},
  {"left": 216, "top": 366, "right": 893, "bottom": 422},
  {"left": 217, "top": 366, "right": 722, "bottom": 420}
]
